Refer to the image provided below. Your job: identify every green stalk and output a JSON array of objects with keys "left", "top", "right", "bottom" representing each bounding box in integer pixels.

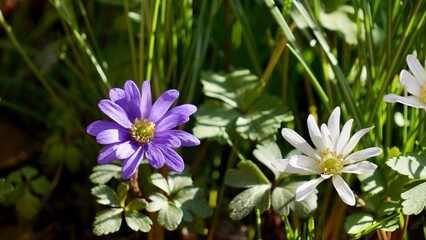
[
  {"left": 124, "top": 0, "right": 138, "bottom": 81},
  {"left": 146, "top": 0, "right": 161, "bottom": 82},
  {"left": 256, "top": 208, "right": 263, "bottom": 240},
  {"left": 0, "top": 12, "right": 63, "bottom": 107}
]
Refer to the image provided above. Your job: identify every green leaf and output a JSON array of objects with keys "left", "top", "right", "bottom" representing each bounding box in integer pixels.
[
  {"left": 116, "top": 182, "right": 129, "bottom": 204},
  {"left": 64, "top": 144, "right": 83, "bottom": 172},
  {"left": 253, "top": 142, "right": 283, "bottom": 179},
  {"left": 229, "top": 185, "right": 270, "bottom": 220},
  {"left": 200, "top": 70, "right": 262, "bottom": 110},
  {"left": 0, "top": 178, "right": 13, "bottom": 201},
  {"left": 91, "top": 185, "right": 120, "bottom": 207},
  {"left": 387, "top": 153, "right": 426, "bottom": 179},
  {"left": 401, "top": 180, "right": 426, "bottom": 215},
  {"left": 125, "top": 209, "right": 152, "bottom": 232},
  {"left": 146, "top": 193, "right": 168, "bottom": 212},
  {"left": 236, "top": 94, "right": 293, "bottom": 141},
  {"left": 168, "top": 173, "right": 193, "bottom": 194},
  {"left": 157, "top": 202, "right": 183, "bottom": 231},
  {"left": 193, "top": 103, "right": 240, "bottom": 140},
  {"left": 183, "top": 198, "right": 213, "bottom": 219},
  {"left": 225, "top": 160, "right": 271, "bottom": 188},
  {"left": 30, "top": 176, "right": 50, "bottom": 195},
  {"left": 127, "top": 198, "right": 148, "bottom": 211},
  {"left": 89, "top": 164, "right": 121, "bottom": 185},
  {"left": 345, "top": 213, "right": 374, "bottom": 234},
  {"left": 272, "top": 181, "right": 317, "bottom": 217},
  {"left": 20, "top": 166, "right": 38, "bottom": 180},
  {"left": 16, "top": 190, "right": 41, "bottom": 220},
  {"left": 358, "top": 168, "right": 386, "bottom": 195},
  {"left": 174, "top": 187, "right": 200, "bottom": 204},
  {"left": 151, "top": 173, "right": 170, "bottom": 194},
  {"left": 93, "top": 208, "right": 123, "bottom": 236},
  {"left": 319, "top": 5, "right": 358, "bottom": 45}
]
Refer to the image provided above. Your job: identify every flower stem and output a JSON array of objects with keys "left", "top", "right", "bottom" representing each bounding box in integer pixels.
[{"left": 130, "top": 169, "right": 143, "bottom": 198}]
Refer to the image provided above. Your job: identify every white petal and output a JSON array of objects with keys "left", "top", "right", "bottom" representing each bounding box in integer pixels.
[
  {"left": 288, "top": 155, "right": 318, "bottom": 173},
  {"left": 332, "top": 174, "right": 355, "bottom": 206},
  {"left": 307, "top": 115, "right": 327, "bottom": 152},
  {"left": 281, "top": 128, "right": 320, "bottom": 159},
  {"left": 340, "top": 161, "right": 377, "bottom": 174},
  {"left": 335, "top": 119, "right": 353, "bottom": 154},
  {"left": 383, "top": 94, "right": 426, "bottom": 109},
  {"left": 341, "top": 126, "right": 374, "bottom": 157},
  {"left": 327, "top": 107, "right": 341, "bottom": 144},
  {"left": 344, "top": 147, "right": 382, "bottom": 164},
  {"left": 400, "top": 70, "right": 422, "bottom": 97},
  {"left": 406, "top": 54, "right": 426, "bottom": 85},
  {"left": 295, "top": 177, "right": 326, "bottom": 201},
  {"left": 271, "top": 158, "right": 314, "bottom": 174},
  {"left": 320, "top": 124, "right": 333, "bottom": 149}
]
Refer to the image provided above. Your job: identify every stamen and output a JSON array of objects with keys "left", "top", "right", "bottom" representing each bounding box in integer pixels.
[
  {"left": 316, "top": 148, "right": 344, "bottom": 175},
  {"left": 131, "top": 118, "right": 155, "bottom": 144}
]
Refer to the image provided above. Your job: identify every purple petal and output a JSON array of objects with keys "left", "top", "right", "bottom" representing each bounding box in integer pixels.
[
  {"left": 99, "top": 100, "right": 132, "bottom": 128},
  {"left": 86, "top": 120, "right": 124, "bottom": 136},
  {"left": 140, "top": 80, "right": 152, "bottom": 119},
  {"left": 124, "top": 80, "right": 142, "bottom": 120},
  {"left": 97, "top": 144, "right": 119, "bottom": 164},
  {"left": 155, "top": 114, "right": 189, "bottom": 132},
  {"left": 149, "top": 89, "right": 179, "bottom": 123},
  {"left": 115, "top": 141, "right": 139, "bottom": 159},
  {"left": 166, "top": 130, "right": 200, "bottom": 146},
  {"left": 166, "top": 104, "right": 197, "bottom": 117},
  {"left": 152, "top": 132, "right": 181, "bottom": 148},
  {"left": 161, "top": 147, "right": 184, "bottom": 172},
  {"left": 96, "top": 129, "right": 129, "bottom": 144},
  {"left": 145, "top": 144, "right": 165, "bottom": 169},
  {"left": 122, "top": 147, "right": 144, "bottom": 180},
  {"left": 109, "top": 88, "right": 125, "bottom": 102}
]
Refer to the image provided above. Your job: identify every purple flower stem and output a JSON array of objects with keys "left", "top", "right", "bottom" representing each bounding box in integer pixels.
[{"left": 130, "top": 169, "right": 143, "bottom": 198}]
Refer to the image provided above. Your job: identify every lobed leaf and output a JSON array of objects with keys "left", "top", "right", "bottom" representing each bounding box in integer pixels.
[
  {"left": 30, "top": 176, "right": 50, "bottom": 196},
  {"left": 157, "top": 202, "right": 183, "bottom": 231},
  {"left": 272, "top": 181, "right": 317, "bottom": 217},
  {"left": 0, "top": 178, "right": 13, "bottom": 202},
  {"left": 91, "top": 185, "right": 120, "bottom": 207},
  {"left": 386, "top": 153, "right": 426, "bottom": 179},
  {"left": 253, "top": 142, "right": 283, "bottom": 179},
  {"left": 225, "top": 160, "right": 271, "bottom": 188},
  {"left": 16, "top": 190, "right": 41, "bottom": 220},
  {"left": 93, "top": 208, "right": 123, "bottom": 236},
  {"left": 229, "top": 185, "right": 270, "bottom": 220},
  {"left": 89, "top": 164, "right": 122, "bottom": 184},
  {"left": 401, "top": 180, "right": 426, "bottom": 215},
  {"left": 125, "top": 210, "right": 152, "bottom": 232},
  {"left": 151, "top": 173, "right": 170, "bottom": 194}
]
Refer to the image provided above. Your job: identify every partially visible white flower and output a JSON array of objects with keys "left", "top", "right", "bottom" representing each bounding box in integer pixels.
[
  {"left": 384, "top": 54, "right": 426, "bottom": 110},
  {"left": 272, "top": 107, "right": 382, "bottom": 206}
]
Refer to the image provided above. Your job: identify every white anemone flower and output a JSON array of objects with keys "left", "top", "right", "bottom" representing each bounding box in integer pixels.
[
  {"left": 273, "top": 107, "right": 382, "bottom": 206},
  {"left": 384, "top": 54, "right": 426, "bottom": 110}
]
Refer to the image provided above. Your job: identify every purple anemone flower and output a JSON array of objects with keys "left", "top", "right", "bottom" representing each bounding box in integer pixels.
[{"left": 87, "top": 80, "right": 200, "bottom": 179}]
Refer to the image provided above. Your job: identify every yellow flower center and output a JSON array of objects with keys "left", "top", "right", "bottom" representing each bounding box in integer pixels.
[
  {"left": 316, "top": 148, "right": 344, "bottom": 175},
  {"left": 131, "top": 118, "right": 155, "bottom": 144},
  {"left": 422, "top": 84, "right": 426, "bottom": 103}
]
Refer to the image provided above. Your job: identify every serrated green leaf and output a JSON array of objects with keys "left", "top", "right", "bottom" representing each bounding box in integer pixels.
[
  {"left": 21, "top": 166, "right": 38, "bottom": 179},
  {"left": 183, "top": 198, "right": 213, "bottom": 219},
  {"left": 345, "top": 213, "right": 374, "bottom": 234},
  {"left": 168, "top": 173, "right": 193, "bottom": 194},
  {"left": 127, "top": 198, "right": 148, "bottom": 211},
  {"left": 125, "top": 209, "right": 152, "bottom": 232},
  {"left": 30, "top": 176, "right": 50, "bottom": 195},
  {"left": 0, "top": 179, "right": 13, "bottom": 201},
  {"left": 16, "top": 190, "right": 41, "bottom": 220},
  {"left": 193, "top": 103, "right": 239, "bottom": 140},
  {"left": 358, "top": 168, "right": 386, "bottom": 195},
  {"left": 174, "top": 187, "right": 200, "bottom": 204},
  {"left": 91, "top": 185, "right": 120, "bottom": 207},
  {"left": 229, "top": 185, "right": 270, "bottom": 220},
  {"left": 89, "top": 164, "right": 122, "bottom": 184},
  {"left": 236, "top": 94, "right": 293, "bottom": 141},
  {"left": 151, "top": 173, "right": 170, "bottom": 194},
  {"left": 157, "top": 202, "right": 183, "bottom": 230},
  {"left": 253, "top": 142, "right": 282, "bottom": 179},
  {"left": 117, "top": 182, "right": 129, "bottom": 204},
  {"left": 93, "top": 208, "right": 123, "bottom": 236},
  {"left": 387, "top": 153, "right": 426, "bottom": 179},
  {"left": 401, "top": 181, "right": 426, "bottom": 215},
  {"left": 201, "top": 70, "right": 262, "bottom": 110},
  {"left": 146, "top": 193, "right": 168, "bottom": 212},
  {"left": 319, "top": 5, "right": 358, "bottom": 45},
  {"left": 225, "top": 160, "right": 271, "bottom": 188},
  {"left": 272, "top": 181, "right": 317, "bottom": 217}
]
